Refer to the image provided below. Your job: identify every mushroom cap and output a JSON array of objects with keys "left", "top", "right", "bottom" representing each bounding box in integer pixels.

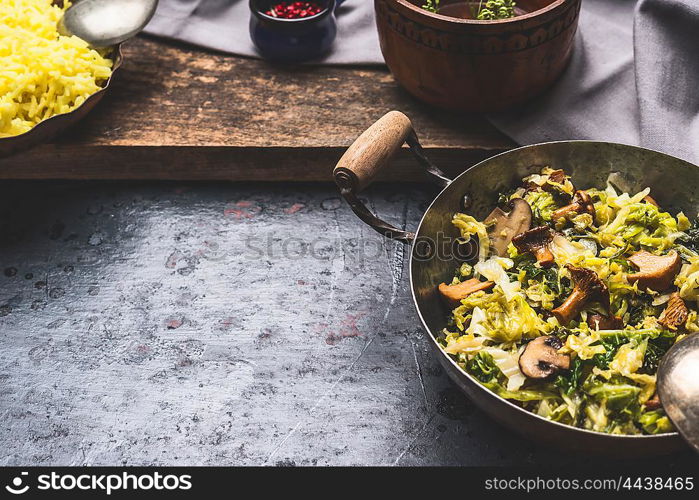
[
  {"left": 644, "top": 393, "right": 662, "bottom": 410},
  {"left": 552, "top": 190, "right": 595, "bottom": 221},
  {"left": 512, "top": 226, "right": 555, "bottom": 267},
  {"left": 551, "top": 265, "right": 610, "bottom": 325},
  {"left": 485, "top": 198, "right": 532, "bottom": 257},
  {"left": 512, "top": 226, "right": 554, "bottom": 248},
  {"left": 438, "top": 279, "right": 494, "bottom": 307},
  {"left": 546, "top": 169, "right": 566, "bottom": 186},
  {"left": 658, "top": 292, "right": 688, "bottom": 330},
  {"left": 587, "top": 313, "right": 624, "bottom": 330},
  {"left": 573, "top": 190, "right": 594, "bottom": 209},
  {"left": 627, "top": 250, "right": 682, "bottom": 291},
  {"left": 566, "top": 265, "right": 610, "bottom": 303},
  {"left": 525, "top": 169, "right": 569, "bottom": 193},
  {"left": 518, "top": 335, "right": 571, "bottom": 379}
]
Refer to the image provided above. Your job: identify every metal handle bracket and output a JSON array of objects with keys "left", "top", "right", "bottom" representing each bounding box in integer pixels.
[{"left": 333, "top": 111, "right": 451, "bottom": 244}]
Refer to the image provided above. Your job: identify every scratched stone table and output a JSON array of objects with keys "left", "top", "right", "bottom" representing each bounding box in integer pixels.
[{"left": 1, "top": 181, "right": 697, "bottom": 466}]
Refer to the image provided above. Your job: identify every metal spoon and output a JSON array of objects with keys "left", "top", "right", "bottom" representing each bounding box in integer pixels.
[
  {"left": 58, "top": 0, "right": 159, "bottom": 48},
  {"left": 657, "top": 333, "right": 699, "bottom": 453}
]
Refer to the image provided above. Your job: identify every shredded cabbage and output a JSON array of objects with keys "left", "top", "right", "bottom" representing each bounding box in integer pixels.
[
  {"left": 474, "top": 257, "right": 521, "bottom": 302},
  {"left": 452, "top": 213, "right": 489, "bottom": 262},
  {"left": 484, "top": 346, "right": 526, "bottom": 391},
  {"left": 595, "top": 187, "right": 684, "bottom": 252},
  {"left": 452, "top": 287, "right": 552, "bottom": 342},
  {"left": 524, "top": 190, "right": 557, "bottom": 224},
  {"left": 676, "top": 256, "right": 699, "bottom": 304},
  {"left": 439, "top": 168, "right": 686, "bottom": 435}
]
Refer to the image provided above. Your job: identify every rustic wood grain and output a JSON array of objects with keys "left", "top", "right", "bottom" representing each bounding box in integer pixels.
[{"left": 0, "top": 37, "right": 513, "bottom": 181}]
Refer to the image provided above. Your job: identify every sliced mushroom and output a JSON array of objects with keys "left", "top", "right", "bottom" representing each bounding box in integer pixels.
[
  {"left": 644, "top": 393, "right": 662, "bottom": 410},
  {"left": 552, "top": 190, "right": 595, "bottom": 222},
  {"left": 658, "top": 292, "right": 688, "bottom": 330},
  {"left": 518, "top": 335, "right": 571, "bottom": 379},
  {"left": 438, "top": 279, "right": 494, "bottom": 307},
  {"left": 627, "top": 250, "right": 682, "bottom": 291},
  {"left": 512, "top": 226, "right": 555, "bottom": 268},
  {"left": 525, "top": 169, "right": 571, "bottom": 195},
  {"left": 545, "top": 169, "right": 567, "bottom": 188},
  {"left": 587, "top": 313, "right": 624, "bottom": 330},
  {"left": 552, "top": 265, "right": 610, "bottom": 326},
  {"left": 484, "top": 198, "right": 532, "bottom": 257}
]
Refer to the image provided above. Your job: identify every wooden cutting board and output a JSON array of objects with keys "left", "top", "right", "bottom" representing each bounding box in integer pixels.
[{"left": 0, "top": 37, "right": 513, "bottom": 182}]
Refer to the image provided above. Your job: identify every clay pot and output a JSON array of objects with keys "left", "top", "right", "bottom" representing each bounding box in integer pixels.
[{"left": 374, "top": 0, "right": 582, "bottom": 112}]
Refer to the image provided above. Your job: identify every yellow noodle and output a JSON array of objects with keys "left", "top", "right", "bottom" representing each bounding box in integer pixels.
[{"left": 0, "top": 0, "right": 113, "bottom": 137}]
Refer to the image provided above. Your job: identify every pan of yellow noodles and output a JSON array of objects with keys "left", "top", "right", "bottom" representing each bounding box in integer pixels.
[{"left": 0, "top": 0, "right": 122, "bottom": 156}]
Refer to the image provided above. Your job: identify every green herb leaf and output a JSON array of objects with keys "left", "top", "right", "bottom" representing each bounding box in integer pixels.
[
  {"left": 554, "top": 357, "right": 583, "bottom": 395},
  {"left": 421, "top": 0, "right": 439, "bottom": 13},
  {"left": 466, "top": 351, "right": 500, "bottom": 383},
  {"left": 476, "top": 0, "right": 516, "bottom": 20}
]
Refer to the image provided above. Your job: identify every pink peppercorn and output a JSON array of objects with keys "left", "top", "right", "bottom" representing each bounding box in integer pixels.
[{"left": 265, "top": 1, "right": 324, "bottom": 18}]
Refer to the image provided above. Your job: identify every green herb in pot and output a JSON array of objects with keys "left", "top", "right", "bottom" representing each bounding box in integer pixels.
[
  {"left": 475, "top": 0, "right": 516, "bottom": 20},
  {"left": 422, "top": 0, "right": 517, "bottom": 20},
  {"left": 422, "top": 0, "right": 440, "bottom": 13}
]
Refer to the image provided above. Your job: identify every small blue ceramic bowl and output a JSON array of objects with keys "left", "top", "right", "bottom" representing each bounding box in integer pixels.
[{"left": 249, "top": 0, "right": 344, "bottom": 63}]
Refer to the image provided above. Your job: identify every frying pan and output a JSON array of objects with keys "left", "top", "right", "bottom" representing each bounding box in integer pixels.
[{"left": 333, "top": 111, "right": 688, "bottom": 457}]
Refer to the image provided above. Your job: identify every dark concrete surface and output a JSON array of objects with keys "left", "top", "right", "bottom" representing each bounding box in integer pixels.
[{"left": 1, "top": 181, "right": 697, "bottom": 466}]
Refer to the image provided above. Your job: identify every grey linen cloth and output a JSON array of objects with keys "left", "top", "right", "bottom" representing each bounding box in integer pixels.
[
  {"left": 489, "top": 0, "right": 699, "bottom": 165},
  {"left": 143, "top": 0, "right": 384, "bottom": 64}
]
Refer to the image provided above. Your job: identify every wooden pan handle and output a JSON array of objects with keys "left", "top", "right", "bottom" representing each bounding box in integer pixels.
[{"left": 333, "top": 111, "right": 414, "bottom": 193}]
